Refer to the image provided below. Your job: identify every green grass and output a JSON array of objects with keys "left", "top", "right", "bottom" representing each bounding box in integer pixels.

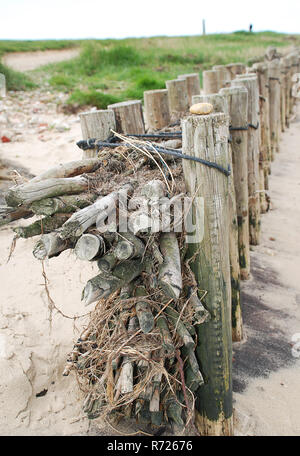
[
  {"left": 0, "top": 39, "right": 80, "bottom": 91},
  {"left": 0, "top": 61, "right": 36, "bottom": 90},
  {"left": 1, "top": 32, "right": 300, "bottom": 105},
  {"left": 0, "top": 39, "right": 80, "bottom": 55}
]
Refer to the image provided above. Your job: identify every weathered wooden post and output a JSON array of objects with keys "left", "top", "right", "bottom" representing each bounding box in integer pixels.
[
  {"left": 182, "top": 112, "right": 233, "bottom": 436},
  {"left": 166, "top": 79, "right": 189, "bottom": 122},
  {"left": 289, "top": 52, "right": 300, "bottom": 112},
  {"left": 268, "top": 59, "right": 281, "bottom": 159},
  {"left": 79, "top": 109, "right": 116, "bottom": 159},
  {"left": 202, "top": 70, "right": 219, "bottom": 95},
  {"left": 178, "top": 73, "right": 201, "bottom": 105},
  {"left": 195, "top": 92, "right": 243, "bottom": 341},
  {"left": 107, "top": 100, "right": 145, "bottom": 134},
  {"left": 282, "top": 55, "right": 292, "bottom": 128},
  {"left": 279, "top": 61, "right": 287, "bottom": 134},
  {"left": 213, "top": 65, "right": 231, "bottom": 91},
  {"left": 0, "top": 73, "right": 6, "bottom": 98},
  {"left": 252, "top": 62, "right": 271, "bottom": 209},
  {"left": 232, "top": 76, "right": 261, "bottom": 246},
  {"left": 219, "top": 87, "right": 250, "bottom": 282},
  {"left": 144, "top": 89, "right": 171, "bottom": 130},
  {"left": 225, "top": 63, "right": 246, "bottom": 80}
]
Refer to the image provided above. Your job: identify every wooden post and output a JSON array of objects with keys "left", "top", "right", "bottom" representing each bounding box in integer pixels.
[
  {"left": 0, "top": 73, "right": 6, "bottom": 98},
  {"left": 144, "top": 89, "right": 170, "bottom": 130},
  {"left": 191, "top": 93, "right": 227, "bottom": 112},
  {"left": 202, "top": 70, "right": 219, "bottom": 95},
  {"left": 213, "top": 65, "right": 231, "bottom": 91},
  {"left": 220, "top": 87, "right": 250, "bottom": 281},
  {"left": 225, "top": 63, "right": 246, "bottom": 80},
  {"left": 289, "top": 52, "right": 300, "bottom": 112},
  {"left": 232, "top": 76, "right": 261, "bottom": 246},
  {"left": 165, "top": 79, "right": 189, "bottom": 122},
  {"left": 282, "top": 55, "right": 292, "bottom": 128},
  {"left": 252, "top": 62, "right": 271, "bottom": 208},
  {"left": 197, "top": 92, "right": 243, "bottom": 341},
  {"left": 178, "top": 73, "right": 200, "bottom": 105},
  {"left": 79, "top": 110, "right": 116, "bottom": 159},
  {"left": 279, "top": 61, "right": 287, "bottom": 134},
  {"left": 182, "top": 112, "right": 233, "bottom": 436},
  {"left": 107, "top": 100, "right": 145, "bottom": 135},
  {"left": 268, "top": 59, "right": 281, "bottom": 159}
]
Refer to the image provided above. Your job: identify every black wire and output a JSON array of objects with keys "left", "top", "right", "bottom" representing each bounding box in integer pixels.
[
  {"left": 126, "top": 132, "right": 182, "bottom": 139},
  {"left": 76, "top": 139, "right": 231, "bottom": 177}
]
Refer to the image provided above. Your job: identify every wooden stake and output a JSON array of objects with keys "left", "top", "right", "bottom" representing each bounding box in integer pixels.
[
  {"left": 213, "top": 65, "right": 231, "bottom": 90},
  {"left": 79, "top": 110, "right": 116, "bottom": 159},
  {"left": 29, "top": 158, "right": 103, "bottom": 183},
  {"left": 279, "top": 60, "right": 287, "bottom": 133},
  {"left": 252, "top": 62, "right": 271, "bottom": 210},
  {"left": 202, "top": 70, "right": 219, "bottom": 95},
  {"left": 191, "top": 93, "right": 228, "bottom": 112},
  {"left": 5, "top": 176, "right": 89, "bottom": 208},
  {"left": 0, "top": 206, "right": 32, "bottom": 227},
  {"left": 58, "top": 184, "right": 133, "bottom": 239},
  {"left": 135, "top": 286, "right": 154, "bottom": 334},
  {"left": 220, "top": 87, "right": 250, "bottom": 280},
  {"left": 193, "top": 91, "right": 243, "bottom": 340},
  {"left": 33, "top": 233, "right": 72, "bottom": 260},
  {"left": 182, "top": 112, "right": 233, "bottom": 436},
  {"left": 165, "top": 79, "right": 189, "bottom": 122},
  {"left": 74, "top": 233, "right": 106, "bottom": 261},
  {"left": 158, "top": 232, "right": 182, "bottom": 299},
  {"left": 14, "top": 214, "right": 69, "bottom": 239},
  {"left": 225, "top": 63, "right": 246, "bottom": 80},
  {"left": 107, "top": 100, "right": 145, "bottom": 134},
  {"left": 178, "top": 73, "right": 201, "bottom": 105},
  {"left": 114, "top": 232, "right": 145, "bottom": 260},
  {"left": 232, "top": 76, "right": 261, "bottom": 246},
  {"left": 30, "top": 193, "right": 97, "bottom": 216},
  {"left": 282, "top": 55, "right": 292, "bottom": 127},
  {"left": 97, "top": 253, "right": 118, "bottom": 274},
  {"left": 144, "top": 89, "right": 170, "bottom": 130},
  {"left": 82, "top": 259, "right": 144, "bottom": 305},
  {"left": 268, "top": 59, "right": 281, "bottom": 159},
  {"left": 156, "top": 315, "right": 175, "bottom": 356}
]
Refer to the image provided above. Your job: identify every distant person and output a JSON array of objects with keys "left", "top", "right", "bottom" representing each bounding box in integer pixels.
[{"left": 249, "top": 24, "right": 253, "bottom": 32}]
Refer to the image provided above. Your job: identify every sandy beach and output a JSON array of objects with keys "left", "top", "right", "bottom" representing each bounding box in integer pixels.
[{"left": 0, "top": 86, "right": 300, "bottom": 435}]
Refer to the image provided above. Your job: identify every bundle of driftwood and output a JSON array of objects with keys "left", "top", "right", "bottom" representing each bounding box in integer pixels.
[{"left": 1, "top": 131, "right": 210, "bottom": 431}]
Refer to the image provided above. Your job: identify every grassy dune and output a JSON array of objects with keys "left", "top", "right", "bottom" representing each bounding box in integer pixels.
[{"left": 1, "top": 32, "right": 299, "bottom": 106}]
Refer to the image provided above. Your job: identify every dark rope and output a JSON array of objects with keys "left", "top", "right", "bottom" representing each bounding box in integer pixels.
[
  {"left": 248, "top": 122, "right": 260, "bottom": 130},
  {"left": 229, "top": 121, "right": 259, "bottom": 131},
  {"left": 125, "top": 132, "right": 182, "bottom": 139},
  {"left": 76, "top": 139, "right": 231, "bottom": 177},
  {"left": 269, "top": 77, "right": 281, "bottom": 84},
  {"left": 229, "top": 125, "right": 249, "bottom": 131}
]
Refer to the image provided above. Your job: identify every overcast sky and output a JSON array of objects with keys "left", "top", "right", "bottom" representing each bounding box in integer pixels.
[{"left": 0, "top": 0, "right": 299, "bottom": 40}]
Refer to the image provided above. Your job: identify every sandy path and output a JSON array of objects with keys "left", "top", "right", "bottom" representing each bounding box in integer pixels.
[
  {"left": 2, "top": 49, "right": 79, "bottom": 72},
  {"left": 0, "top": 86, "right": 300, "bottom": 435},
  {"left": 233, "top": 105, "right": 300, "bottom": 435}
]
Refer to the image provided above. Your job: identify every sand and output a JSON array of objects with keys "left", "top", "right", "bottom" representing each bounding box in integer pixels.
[
  {"left": 0, "top": 86, "right": 300, "bottom": 435},
  {"left": 2, "top": 49, "right": 80, "bottom": 72}
]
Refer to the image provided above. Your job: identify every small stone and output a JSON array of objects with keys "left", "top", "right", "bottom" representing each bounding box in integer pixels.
[
  {"left": 1, "top": 135, "right": 11, "bottom": 143},
  {"left": 189, "top": 102, "right": 213, "bottom": 115}
]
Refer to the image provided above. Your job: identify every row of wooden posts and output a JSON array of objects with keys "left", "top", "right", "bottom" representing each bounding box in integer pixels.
[{"left": 77, "top": 46, "right": 300, "bottom": 435}]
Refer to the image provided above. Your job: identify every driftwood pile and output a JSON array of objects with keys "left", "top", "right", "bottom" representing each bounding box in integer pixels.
[{"left": 1, "top": 129, "right": 210, "bottom": 431}]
